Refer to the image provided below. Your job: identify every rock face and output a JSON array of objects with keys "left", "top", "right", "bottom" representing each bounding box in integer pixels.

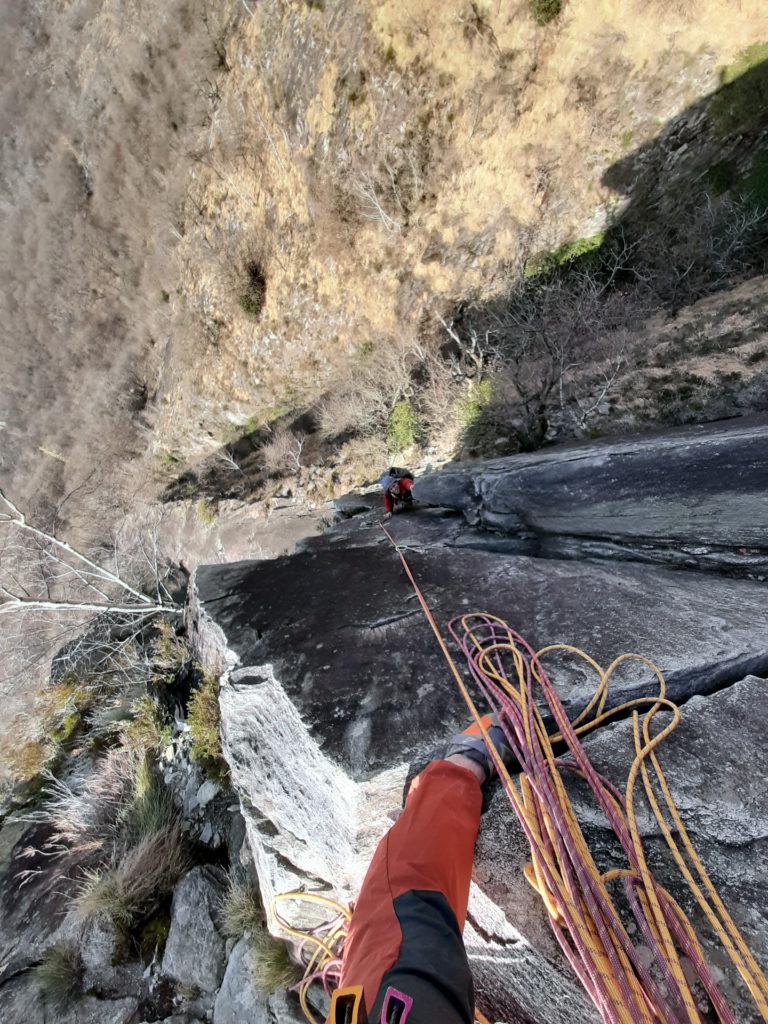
[
  {"left": 162, "top": 865, "right": 228, "bottom": 994},
  {"left": 414, "top": 415, "right": 768, "bottom": 576},
  {"left": 188, "top": 419, "right": 768, "bottom": 1023},
  {"left": 214, "top": 937, "right": 304, "bottom": 1024}
]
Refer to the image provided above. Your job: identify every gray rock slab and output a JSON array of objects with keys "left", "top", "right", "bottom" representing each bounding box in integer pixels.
[
  {"left": 191, "top": 543, "right": 768, "bottom": 779},
  {"left": 0, "top": 815, "right": 73, "bottom": 983},
  {"left": 58, "top": 994, "right": 140, "bottom": 1024},
  {"left": 162, "top": 865, "right": 227, "bottom": 993},
  {"left": 415, "top": 416, "right": 768, "bottom": 574},
  {"left": 79, "top": 917, "right": 144, "bottom": 999},
  {"left": 214, "top": 937, "right": 304, "bottom": 1024}
]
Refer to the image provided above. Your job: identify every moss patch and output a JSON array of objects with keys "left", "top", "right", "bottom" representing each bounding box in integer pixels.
[
  {"left": 387, "top": 399, "right": 420, "bottom": 454},
  {"left": 711, "top": 43, "right": 768, "bottom": 134},
  {"left": 188, "top": 672, "right": 229, "bottom": 781},
  {"left": 139, "top": 913, "right": 171, "bottom": 964},
  {"left": 529, "top": 0, "right": 561, "bottom": 26},
  {"left": 524, "top": 231, "right": 605, "bottom": 278}
]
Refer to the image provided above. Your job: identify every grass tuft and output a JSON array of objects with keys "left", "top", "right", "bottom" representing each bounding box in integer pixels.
[
  {"left": 73, "top": 822, "right": 188, "bottom": 928},
  {"left": 220, "top": 875, "right": 264, "bottom": 939},
  {"left": 188, "top": 672, "right": 228, "bottom": 780},
  {"left": 2, "top": 734, "right": 55, "bottom": 788},
  {"left": 248, "top": 928, "right": 302, "bottom": 993},
  {"left": 33, "top": 943, "right": 82, "bottom": 1007},
  {"left": 120, "top": 695, "right": 169, "bottom": 754}
]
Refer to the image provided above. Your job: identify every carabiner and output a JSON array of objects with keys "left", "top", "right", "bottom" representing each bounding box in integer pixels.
[
  {"left": 380, "top": 987, "right": 414, "bottom": 1023},
  {"left": 330, "top": 986, "right": 367, "bottom": 1024}
]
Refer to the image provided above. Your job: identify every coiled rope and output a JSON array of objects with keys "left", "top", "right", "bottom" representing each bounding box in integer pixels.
[
  {"left": 380, "top": 522, "right": 768, "bottom": 1023},
  {"left": 272, "top": 890, "right": 350, "bottom": 1023}
]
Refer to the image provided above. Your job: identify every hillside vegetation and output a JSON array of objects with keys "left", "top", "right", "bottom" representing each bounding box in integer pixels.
[{"left": 1, "top": 0, "right": 768, "bottom": 516}]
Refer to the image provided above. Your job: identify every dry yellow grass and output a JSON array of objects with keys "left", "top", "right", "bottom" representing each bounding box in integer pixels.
[{"left": 140, "top": 0, "right": 768, "bottom": 466}]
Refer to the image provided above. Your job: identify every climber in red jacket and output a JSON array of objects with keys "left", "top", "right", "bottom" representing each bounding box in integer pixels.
[
  {"left": 328, "top": 716, "right": 516, "bottom": 1024},
  {"left": 380, "top": 467, "right": 415, "bottom": 517}
]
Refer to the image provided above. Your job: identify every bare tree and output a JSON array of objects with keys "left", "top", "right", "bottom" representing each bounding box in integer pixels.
[
  {"left": 217, "top": 446, "right": 243, "bottom": 474},
  {"left": 261, "top": 428, "right": 307, "bottom": 477},
  {"left": 355, "top": 171, "right": 403, "bottom": 234},
  {"left": 448, "top": 233, "right": 648, "bottom": 446},
  {"left": 0, "top": 488, "right": 180, "bottom": 697}
]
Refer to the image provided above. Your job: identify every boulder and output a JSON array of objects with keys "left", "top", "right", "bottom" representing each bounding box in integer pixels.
[
  {"left": 0, "top": 975, "right": 138, "bottom": 1024},
  {"left": 79, "top": 917, "right": 144, "bottom": 999},
  {"left": 414, "top": 415, "right": 768, "bottom": 575},
  {"left": 214, "top": 937, "right": 304, "bottom": 1024},
  {"left": 162, "top": 865, "right": 227, "bottom": 993}
]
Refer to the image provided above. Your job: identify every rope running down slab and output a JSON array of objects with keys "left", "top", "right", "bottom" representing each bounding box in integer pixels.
[{"left": 379, "top": 521, "right": 768, "bottom": 1024}]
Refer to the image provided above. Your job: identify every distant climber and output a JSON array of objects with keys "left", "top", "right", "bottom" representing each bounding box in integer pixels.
[
  {"left": 329, "top": 715, "right": 514, "bottom": 1023},
  {"left": 379, "top": 466, "right": 414, "bottom": 517}
]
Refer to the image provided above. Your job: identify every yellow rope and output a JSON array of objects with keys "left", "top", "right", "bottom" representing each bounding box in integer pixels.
[{"left": 271, "top": 891, "right": 351, "bottom": 1024}]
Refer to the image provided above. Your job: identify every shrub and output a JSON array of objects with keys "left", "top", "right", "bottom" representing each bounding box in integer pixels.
[
  {"left": 261, "top": 427, "right": 306, "bottom": 477},
  {"left": 338, "top": 435, "right": 389, "bottom": 481},
  {"left": 188, "top": 672, "right": 228, "bottom": 780},
  {"left": 387, "top": 400, "right": 420, "bottom": 454},
  {"left": 248, "top": 928, "right": 301, "bottom": 993},
  {"left": 197, "top": 498, "right": 218, "bottom": 528},
  {"left": 529, "top": 0, "right": 561, "bottom": 26},
  {"left": 706, "top": 159, "right": 736, "bottom": 195},
  {"left": 239, "top": 261, "right": 267, "bottom": 320},
  {"left": 455, "top": 379, "right": 492, "bottom": 429},
  {"left": 33, "top": 943, "right": 82, "bottom": 1007},
  {"left": 220, "top": 875, "right": 264, "bottom": 939},
  {"left": 744, "top": 151, "right": 768, "bottom": 209}
]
